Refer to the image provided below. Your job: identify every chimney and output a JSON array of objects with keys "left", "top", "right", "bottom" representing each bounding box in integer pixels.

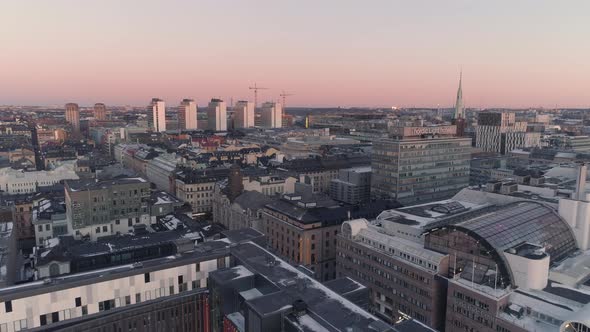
[{"left": 575, "top": 163, "right": 587, "bottom": 201}]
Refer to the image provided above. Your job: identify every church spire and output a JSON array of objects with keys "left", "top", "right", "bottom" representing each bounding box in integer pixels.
[{"left": 454, "top": 70, "right": 464, "bottom": 119}]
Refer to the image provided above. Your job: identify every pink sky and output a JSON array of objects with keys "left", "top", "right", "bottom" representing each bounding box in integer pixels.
[{"left": 1, "top": 0, "right": 589, "bottom": 108}]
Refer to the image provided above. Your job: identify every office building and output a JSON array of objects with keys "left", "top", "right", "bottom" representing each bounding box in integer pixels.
[
  {"left": 0, "top": 160, "right": 79, "bottom": 195},
  {"left": 329, "top": 166, "right": 372, "bottom": 204},
  {"left": 178, "top": 99, "right": 198, "bottom": 130},
  {"left": 207, "top": 99, "right": 227, "bottom": 132},
  {"left": 232, "top": 100, "right": 255, "bottom": 129},
  {"left": 371, "top": 125, "right": 471, "bottom": 205},
  {"left": 422, "top": 190, "right": 588, "bottom": 332},
  {"left": 65, "top": 103, "right": 80, "bottom": 133},
  {"left": 93, "top": 103, "right": 107, "bottom": 121},
  {"left": 260, "top": 102, "right": 282, "bottom": 128},
  {"left": 260, "top": 185, "right": 392, "bottom": 281},
  {"left": 147, "top": 98, "right": 166, "bottom": 132},
  {"left": 0, "top": 239, "right": 230, "bottom": 331},
  {"left": 337, "top": 218, "right": 449, "bottom": 330},
  {"left": 175, "top": 168, "right": 229, "bottom": 214},
  {"left": 475, "top": 111, "right": 541, "bottom": 154},
  {"left": 64, "top": 177, "right": 151, "bottom": 240}
]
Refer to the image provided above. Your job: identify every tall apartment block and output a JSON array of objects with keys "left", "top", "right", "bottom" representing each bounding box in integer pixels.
[
  {"left": 207, "top": 99, "right": 227, "bottom": 132},
  {"left": 65, "top": 177, "right": 151, "bottom": 240},
  {"left": 371, "top": 125, "right": 471, "bottom": 205},
  {"left": 475, "top": 111, "right": 541, "bottom": 154},
  {"left": 93, "top": 103, "right": 107, "bottom": 121},
  {"left": 260, "top": 102, "right": 282, "bottom": 128},
  {"left": 232, "top": 100, "right": 255, "bottom": 129},
  {"left": 147, "top": 98, "right": 166, "bottom": 132},
  {"left": 65, "top": 103, "right": 80, "bottom": 133},
  {"left": 178, "top": 98, "right": 198, "bottom": 130}
]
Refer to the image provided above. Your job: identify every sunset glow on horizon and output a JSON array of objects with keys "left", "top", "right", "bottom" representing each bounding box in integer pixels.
[{"left": 1, "top": 0, "right": 589, "bottom": 108}]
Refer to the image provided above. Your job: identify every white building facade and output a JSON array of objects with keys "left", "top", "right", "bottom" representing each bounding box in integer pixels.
[
  {"left": 260, "top": 102, "right": 282, "bottom": 128},
  {"left": 207, "top": 99, "right": 227, "bottom": 131}
]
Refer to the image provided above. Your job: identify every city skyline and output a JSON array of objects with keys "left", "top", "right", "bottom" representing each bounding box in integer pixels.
[{"left": 2, "top": 1, "right": 590, "bottom": 108}]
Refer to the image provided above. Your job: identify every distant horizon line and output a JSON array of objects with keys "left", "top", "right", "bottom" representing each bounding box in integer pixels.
[{"left": 1, "top": 104, "right": 589, "bottom": 111}]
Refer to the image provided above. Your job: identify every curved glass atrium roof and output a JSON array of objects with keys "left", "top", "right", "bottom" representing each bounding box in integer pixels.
[{"left": 444, "top": 201, "right": 577, "bottom": 263}]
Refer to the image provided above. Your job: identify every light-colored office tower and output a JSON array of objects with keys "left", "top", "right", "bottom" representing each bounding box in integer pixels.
[
  {"left": 178, "top": 98, "right": 198, "bottom": 130},
  {"left": 371, "top": 125, "right": 471, "bottom": 204},
  {"left": 147, "top": 98, "right": 166, "bottom": 132},
  {"left": 260, "top": 102, "right": 283, "bottom": 128},
  {"left": 93, "top": 103, "right": 107, "bottom": 121},
  {"left": 233, "top": 100, "right": 255, "bottom": 128},
  {"left": 207, "top": 98, "right": 227, "bottom": 131},
  {"left": 65, "top": 103, "right": 80, "bottom": 133}
]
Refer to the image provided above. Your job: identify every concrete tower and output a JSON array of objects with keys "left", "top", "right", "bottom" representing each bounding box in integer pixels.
[
  {"left": 207, "top": 99, "right": 227, "bottom": 131},
  {"left": 65, "top": 103, "right": 80, "bottom": 133},
  {"left": 178, "top": 99, "right": 198, "bottom": 130},
  {"left": 147, "top": 98, "right": 166, "bottom": 132},
  {"left": 233, "top": 101, "right": 255, "bottom": 129},
  {"left": 260, "top": 102, "right": 283, "bottom": 128},
  {"left": 93, "top": 103, "right": 107, "bottom": 121}
]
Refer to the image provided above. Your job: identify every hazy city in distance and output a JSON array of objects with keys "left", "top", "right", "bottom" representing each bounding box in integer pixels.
[{"left": 1, "top": 1, "right": 590, "bottom": 332}]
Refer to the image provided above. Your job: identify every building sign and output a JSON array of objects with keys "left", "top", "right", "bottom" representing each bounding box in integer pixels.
[{"left": 390, "top": 125, "right": 457, "bottom": 137}]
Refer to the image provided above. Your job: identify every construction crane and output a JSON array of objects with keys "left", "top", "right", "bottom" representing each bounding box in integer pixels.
[
  {"left": 249, "top": 83, "right": 268, "bottom": 108},
  {"left": 279, "top": 91, "right": 294, "bottom": 108}
]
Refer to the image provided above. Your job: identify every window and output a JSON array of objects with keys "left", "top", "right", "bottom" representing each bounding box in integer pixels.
[
  {"left": 115, "top": 219, "right": 120, "bottom": 225},
  {"left": 144, "top": 273, "right": 150, "bottom": 283},
  {"left": 128, "top": 218, "right": 132, "bottom": 227},
  {"left": 102, "top": 226, "right": 108, "bottom": 232},
  {"left": 38, "top": 225, "right": 43, "bottom": 232},
  {"left": 40, "top": 315, "right": 47, "bottom": 326},
  {"left": 136, "top": 293, "right": 141, "bottom": 303},
  {"left": 96, "top": 227, "right": 100, "bottom": 234},
  {"left": 75, "top": 297, "right": 82, "bottom": 307},
  {"left": 81, "top": 306, "right": 88, "bottom": 316},
  {"left": 5, "top": 301, "right": 12, "bottom": 313},
  {"left": 178, "top": 275, "right": 183, "bottom": 284},
  {"left": 169, "top": 285, "right": 175, "bottom": 295},
  {"left": 195, "top": 263, "right": 200, "bottom": 272},
  {"left": 13, "top": 319, "right": 27, "bottom": 331},
  {"left": 125, "top": 295, "right": 131, "bottom": 305},
  {"left": 51, "top": 312, "right": 59, "bottom": 323}
]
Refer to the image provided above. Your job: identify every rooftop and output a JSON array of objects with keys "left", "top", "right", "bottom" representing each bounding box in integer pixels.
[
  {"left": 0, "top": 239, "right": 230, "bottom": 300},
  {"left": 230, "top": 242, "right": 394, "bottom": 331},
  {"left": 66, "top": 177, "right": 148, "bottom": 191}
]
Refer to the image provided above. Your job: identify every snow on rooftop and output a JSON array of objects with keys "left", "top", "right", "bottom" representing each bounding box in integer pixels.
[
  {"left": 297, "top": 314, "right": 330, "bottom": 332},
  {"left": 161, "top": 215, "right": 183, "bottom": 230},
  {"left": 239, "top": 288, "right": 263, "bottom": 301},
  {"left": 550, "top": 250, "right": 590, "bottom": 285},
  {"left": 230, "top": 265, "right": 254, "bottom": 279},
  {"left": 452, "top": 277, "right": 511, "bottom": 299}
]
